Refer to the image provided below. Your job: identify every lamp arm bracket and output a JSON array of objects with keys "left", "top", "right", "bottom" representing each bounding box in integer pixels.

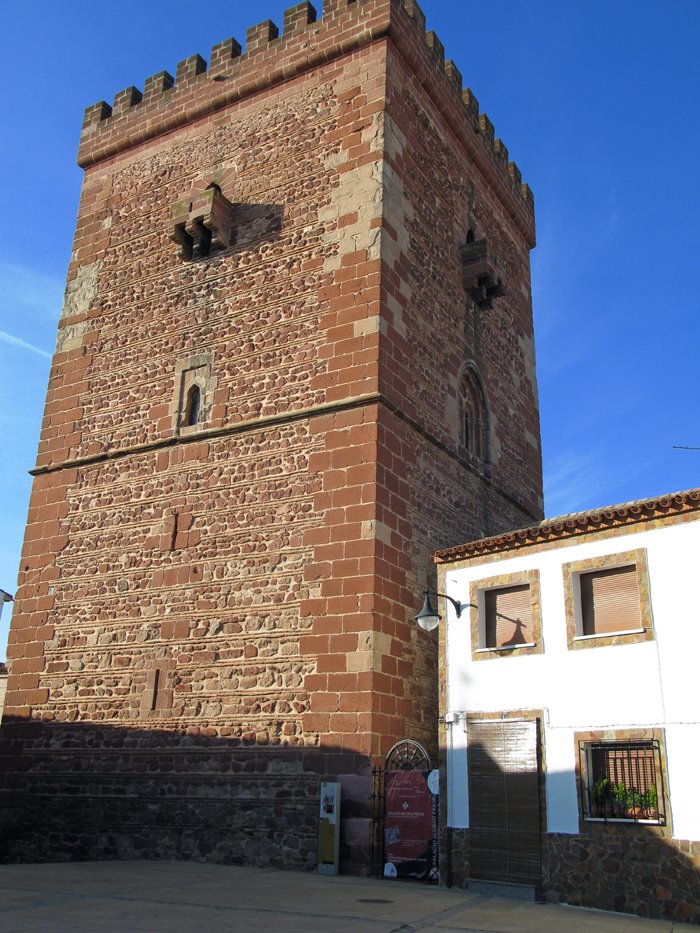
[{"left": 427, "top": 590, "right": 463, "bottom": 618}]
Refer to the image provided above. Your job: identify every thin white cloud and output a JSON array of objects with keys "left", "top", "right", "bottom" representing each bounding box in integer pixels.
[
  {"left": 544, "top": 450, "right": 601, "bottom": 517},
  {"left": 606, "top": 184, "right": 619, "bottom": 233},
  {"left": 0, "top": 260, "right": 64, "bottom": 319},
  {"left": 0, "top": 330, "right": 51, "bottom": 359},
  {"left": 0, "top": 260, "right": 61, "bottom": 362}
]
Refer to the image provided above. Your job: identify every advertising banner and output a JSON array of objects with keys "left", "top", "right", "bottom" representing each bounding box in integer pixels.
[{"left": 383, "top": 768, "right": 439, "bottom": 881}]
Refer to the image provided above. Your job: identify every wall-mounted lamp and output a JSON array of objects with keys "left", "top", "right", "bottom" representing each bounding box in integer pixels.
[{"left": 415, "top": 589, "right": 463, "bottom": 632}]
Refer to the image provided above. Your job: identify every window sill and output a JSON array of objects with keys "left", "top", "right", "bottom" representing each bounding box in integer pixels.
[
  {"left": 177, "top": 423, "right": 205, "bottom": 437},
  {"left": 476, "top": 643, "right": 536, "bottom": 653},
  {"left": 584, "top": 816, "right": 660, "bottom": 825},
  {"left": 573, "top": 629, "right": 645, "bottom": 641}
]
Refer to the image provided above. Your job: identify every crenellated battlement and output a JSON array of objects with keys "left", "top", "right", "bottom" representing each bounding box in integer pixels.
[{"left": 79, "top": 0, "right": 533, "bottom": 232}]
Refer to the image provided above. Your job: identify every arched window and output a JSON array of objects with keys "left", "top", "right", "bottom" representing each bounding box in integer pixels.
[
  {"left": 459, "top": 365, "right": 489, "bottom": 464},
  {"left": 184, "top": 384, "right": 201, "bottom": 427}
]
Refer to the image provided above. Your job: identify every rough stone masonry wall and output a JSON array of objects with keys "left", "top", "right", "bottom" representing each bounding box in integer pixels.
[
  {"left": 290, "top": 0, "right": 543, "bottom": 837},
  {"left": 2, "top": 429, "right": 323, "bottom": 866},
  {"left": 380, "top": 40, "right": 542, "bottom": 522},
  {"left": 1, "top": 29, "right": 390, "bottom": 869},
  {"left": 1, "top": 0, "right": 543, "bottom": 873},
  {"left": 543, "top": 830, "right": 700, "bottom": 926},
  {"left": 369, "top": 412, "right": 534, "bottom": 759},
  {"left": 40, "top": 42, "right": 385, "bottom": 467},
  {"left": 434, "top": 827, "right": 700, "bottom": 925},
  {"left": 355, "top": 22, "right": 543, "bottom": 763}
]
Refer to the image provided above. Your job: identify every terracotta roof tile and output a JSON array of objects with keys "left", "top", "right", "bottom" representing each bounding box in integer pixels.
[{"left": 435, "top": 487, "right": 700, "bottom": 563}]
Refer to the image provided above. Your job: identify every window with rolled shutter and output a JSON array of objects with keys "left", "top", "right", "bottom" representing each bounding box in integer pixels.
[
  {"left": 484, "top": 585, "right": 532, "bottom": 648},
  {"left": 580, "top": 565, "right": 641, "bottom": 636}
]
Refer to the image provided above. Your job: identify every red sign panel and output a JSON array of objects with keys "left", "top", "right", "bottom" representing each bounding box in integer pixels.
[{"left": 384, "top": 769, "right": 439, "bottom": 881}]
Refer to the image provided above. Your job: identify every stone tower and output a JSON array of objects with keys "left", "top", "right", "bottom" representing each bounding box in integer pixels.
[{"left": 1, "top": 0, "right": 542, "bottom": 870}]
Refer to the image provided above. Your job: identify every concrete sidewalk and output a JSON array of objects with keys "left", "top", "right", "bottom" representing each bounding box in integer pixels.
[{"left": 0, "top": 861, "right": 683, "bottom": 932}]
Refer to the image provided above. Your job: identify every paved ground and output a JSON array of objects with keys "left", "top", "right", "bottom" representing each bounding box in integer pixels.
[{"left": 0, "top": 861, "right": 683, "bottom": 932}]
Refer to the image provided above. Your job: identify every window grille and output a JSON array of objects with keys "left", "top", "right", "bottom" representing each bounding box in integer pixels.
[{"left": 579, "top": 740, "right": 665, "bottom": 824}]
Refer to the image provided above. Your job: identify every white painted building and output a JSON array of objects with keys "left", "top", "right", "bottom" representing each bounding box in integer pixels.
[{"left": 432, "top": 488, "right": 700, "bottom": 924}]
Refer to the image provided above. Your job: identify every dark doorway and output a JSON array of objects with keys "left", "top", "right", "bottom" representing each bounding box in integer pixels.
[{"left": 467, "top": 719, "right": 542, "bottom": 886}]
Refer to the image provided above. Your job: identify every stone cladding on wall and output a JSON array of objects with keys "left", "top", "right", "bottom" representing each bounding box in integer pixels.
[
  {"left": 543, "top": 831, "right": 700, "bottom": 925},
  {"left": 438, "top": 826, "right": 470, "bottom": 889},
  {"left": 438, "top": 827, "right": 700, "bottom": 925},
  {"left": 1, "top": 0, "right": 542, "bottom": 872}
]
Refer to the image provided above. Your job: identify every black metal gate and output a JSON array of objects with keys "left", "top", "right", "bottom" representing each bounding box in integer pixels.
[{"left": 370, "top": 740, "right": 438, "bottom": 882}]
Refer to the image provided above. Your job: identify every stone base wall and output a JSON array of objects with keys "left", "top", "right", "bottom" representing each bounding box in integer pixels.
[
  {"left": 542, "top": 830, "right": 700, "bottom": 926},
  {"left": 440, "top": 826, "right": 700, "bottom": 924},
  {"left": 439, "top": 826, "right": 469, "bottom": 889},
  {"left": 1, "top": 794, "right": 318, "bottom": 868},
  {"left": 0, "top": 718, "right": 373, "bottom": 872}
]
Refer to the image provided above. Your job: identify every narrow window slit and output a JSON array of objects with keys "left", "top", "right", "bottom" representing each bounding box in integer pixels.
[
  {"left": 184, "top": 385, "right": 201, "bottom": 427},
  {"left": 170, "top": 512, "right": 179, "bottom": 552}
]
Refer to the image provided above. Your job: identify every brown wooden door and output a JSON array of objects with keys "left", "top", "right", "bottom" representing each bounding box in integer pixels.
[{"left": 467, "top": 719, "right": 542, "bottom": 886}]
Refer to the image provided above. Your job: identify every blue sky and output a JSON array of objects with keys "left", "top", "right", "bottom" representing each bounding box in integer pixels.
[{"left": 1, "top": 0, "right": 698, "bottom": 657}]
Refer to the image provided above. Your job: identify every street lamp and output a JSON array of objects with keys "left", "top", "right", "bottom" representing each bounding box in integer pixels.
[{"left": 415, "top": 589, "right": 463, "bottom": 632}]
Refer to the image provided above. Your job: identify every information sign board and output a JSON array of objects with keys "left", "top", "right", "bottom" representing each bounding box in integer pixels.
[{"left": 318, "top": 781, "right": 341, "bottom": 875}]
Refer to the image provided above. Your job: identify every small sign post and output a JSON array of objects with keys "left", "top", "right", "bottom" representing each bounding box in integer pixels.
[{"left": 317, "top": 781, "right": 341, "bottom": 875}]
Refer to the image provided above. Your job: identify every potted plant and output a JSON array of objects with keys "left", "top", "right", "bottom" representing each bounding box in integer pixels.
[
  {"left": 589, "top": 775, "right": 612, "bottom": 817},
  {"left": 612, "top": 781, "right": 629, "bottom": 816},
  {"left": 624, "top": 786, "right": 644, "bottom": 819},
  {"left": 641, "top": 784, "right": 659, "bottom": 820},
  {"left": 588, "top": 777, "right": 659, "bottom": 821}
]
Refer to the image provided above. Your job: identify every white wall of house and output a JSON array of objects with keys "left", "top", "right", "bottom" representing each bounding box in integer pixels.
[{"left": 443, "top": 517, "right": 700, "bottom": 841}]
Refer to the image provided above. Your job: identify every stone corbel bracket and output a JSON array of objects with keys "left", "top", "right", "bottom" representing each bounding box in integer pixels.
[
  {"left": 170, "top": 186, "right": 234, "bottom": 260},
  {"left": 460, "top": 238, "right": 505, "bottom": 310}
]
